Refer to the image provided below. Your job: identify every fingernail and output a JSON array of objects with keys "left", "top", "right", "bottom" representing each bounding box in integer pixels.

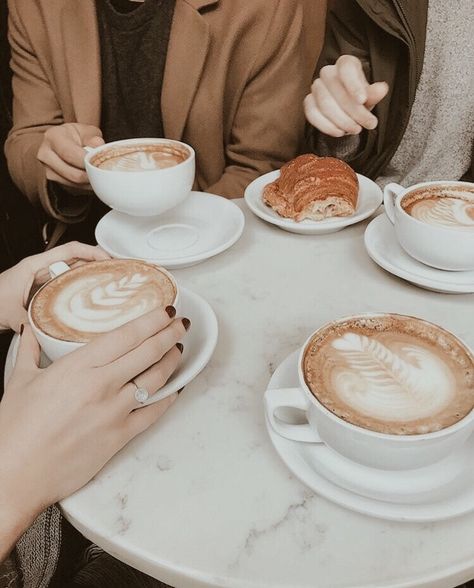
[
  {"left": 356, "top": 93, "right": 366, "bottom": 104},
  {"left": 176, "top": 343, "right": 184, "bottom": 354},
  {"left": 177, "top": 387, "right": 185, "bottom": 395},
  {"left": 20, "top": 323, "right": 24, "bottom": 336},
  {"left": 165, "top": 306, "right": 176, "bottom": 318},
  {"left": 182, "top": 318, "right": 191, "bottom": 331}
]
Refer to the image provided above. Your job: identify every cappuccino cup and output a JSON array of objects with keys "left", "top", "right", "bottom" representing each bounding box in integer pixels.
[
  {"left": 265, "top": 313, "right": 474, "bottom": 470},
  {"left": 28, "top": 259, "right": 179, "bottom": 361},
  {"left": 85, "top": 138, "right": 195, "bottom": 217},
  {"left": 384, "top": 181, "right": 474, "bottom": 271}
]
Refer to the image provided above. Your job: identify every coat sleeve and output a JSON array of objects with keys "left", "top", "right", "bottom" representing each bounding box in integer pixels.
[
  {"left": 206, "top": 0, "right": 325, "bottom": 198},
  {"left": 4, "top": 0, "right": 91, "bottom": 223},
  {"left": 307, "top": 0, "right": 372, "bottom": 162}
]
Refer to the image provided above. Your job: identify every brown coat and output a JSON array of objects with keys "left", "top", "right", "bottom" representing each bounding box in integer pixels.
[{"left": 5, "top": 0, "right": 326, "bottom": 223}]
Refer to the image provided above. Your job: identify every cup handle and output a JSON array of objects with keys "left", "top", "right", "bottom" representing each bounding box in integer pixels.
[
  {"left": 383, "top": 183, "right": 404, "bottom": 224},
  {"left": 264, "top": 387, "right": 322, "bottom": 443},
  {"left": 83, "top": 146, "right": 94, "bottom": 154},
  {"left": 49, "top": 261, "right": 71, "bottom": 279}
]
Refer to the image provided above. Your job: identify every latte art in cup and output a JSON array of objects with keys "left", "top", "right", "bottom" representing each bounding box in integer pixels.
[
  {"left": 303, "top": 315, "right": 474, "bottom": 435},
  {"left": 90, "top": 142, "right": 190, "bottom": 172},
  {"left": 401, "top": 186, "right": 474, "bottom": 231},
  {"left": 30, "top": 260, "right": 177, "bottom": 343}
]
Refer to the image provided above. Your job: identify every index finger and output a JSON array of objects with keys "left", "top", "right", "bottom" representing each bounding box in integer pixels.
[
  {"left": 50, "top": 135, "right": 90, "bottom": 170},
  {"left": 336, "top": 55, "right": 370, "bottom": 104},
  {"left": 73, "top": 307, "right": 176, "bottom": 367}
]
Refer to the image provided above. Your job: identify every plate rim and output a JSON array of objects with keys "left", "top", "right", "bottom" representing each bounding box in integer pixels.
[
  {"left": 364, "top": 215, "right": 474, "bottom": 294},
  {"left": 95, "top": 192, "right": 245, "bottom": 266}
]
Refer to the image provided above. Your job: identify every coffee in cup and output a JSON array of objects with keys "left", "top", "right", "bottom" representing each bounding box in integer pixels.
[
  {"left": 90, "top": 142, "right": 190, "bottom": 172},
  {"left": 84, "top": 138, "right": 195, "bottom": 217},
  {"left": 265, "top": 313, "right": 474, "bottom": 470},
  {"left": 401, "top": 185, "right": 474, "bottom": 231},
  {"left": 384, "top": 181, "right": 474, "bottom": 271},
  {"left": 303, "top": 314, "right": 474, "bottom": 435},
  {"left": 29, "top": 259, "right": 178, "bottom": 359}
]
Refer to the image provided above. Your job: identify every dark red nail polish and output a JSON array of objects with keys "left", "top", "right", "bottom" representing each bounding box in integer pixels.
[
  {"left": 182, "top": 318, "right": 191, "bottom": 331},
  {"left": 19, "top": 324, "right": 24, "bottom": 336},
  {"left": 165, "top": 306, "right": 176, "bottom": 318},
  {"left": 177, "top": 387, "right": 185, "bottom": 395},
  {"left": 176, "top": 343, "right": 184, "bottom": 354}
]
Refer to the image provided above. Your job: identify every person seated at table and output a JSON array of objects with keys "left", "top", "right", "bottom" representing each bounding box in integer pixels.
[
  {"left": 304, "top": 0, "right": 474, "bottom": 187},
  {"left": 5, "top": 0, "right": 326, "bottom": 245},
  {"left": 0, "top": 242, "right": 187, "bottom": 587}
]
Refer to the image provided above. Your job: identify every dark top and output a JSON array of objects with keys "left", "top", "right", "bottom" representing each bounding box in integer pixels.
[
  {"left": 57, "top": 0, "right": 176, "bottom": 244},
  {"left": 97, "top": 0, "right": 176, "bottom": 142}
]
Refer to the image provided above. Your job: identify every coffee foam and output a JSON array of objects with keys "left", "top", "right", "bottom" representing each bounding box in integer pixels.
[
  {"left": 303, "top": 315, "right": 474, "bottom": 435},
  {"left": 91, "top": 143, "right": 189, "bottom": 172},
  {"left": 402, "top": 186, "right": 474, "bottom": 231},
  {"left": 31, "top": 260, "right": 176, "bottom": 343}
]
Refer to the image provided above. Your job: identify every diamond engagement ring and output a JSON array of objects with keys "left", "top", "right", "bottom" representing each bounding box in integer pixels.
[{"left": 132, "top": 381, "right": 149, "bottom": 404}]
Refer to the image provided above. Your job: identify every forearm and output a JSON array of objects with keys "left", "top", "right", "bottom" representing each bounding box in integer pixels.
[{"left": 0, "top": 469, "right": 38, "bottom": 562}]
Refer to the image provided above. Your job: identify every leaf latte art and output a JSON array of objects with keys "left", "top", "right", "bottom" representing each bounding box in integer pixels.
[
  {"left": 409, "top": 197, "right": 474, "bottom": 230},
  {"left": 303, "top": 315, "right": 474, "bottom": 435},
  {"left": 31, "top": 260, "right": 177, "bottom": 343},
  {"left": 330, "top": 333, "right": 454, "bottom": 421}
]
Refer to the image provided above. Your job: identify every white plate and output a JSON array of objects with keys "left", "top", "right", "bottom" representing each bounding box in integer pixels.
[
  {"left": 365, "top": 214, "right": 474, "bottom": 294},
  {"left": 265, "top": 351, "right": 474, "bottom": 522},
  {"left": 95, "top": 191, "right": 245, "bottom": 269},
  {"left": 244, "top": 169, "right": 382, "bottom": 234},
  {"left": 4, "top": 287, "right": 218, "bottom": 406}
]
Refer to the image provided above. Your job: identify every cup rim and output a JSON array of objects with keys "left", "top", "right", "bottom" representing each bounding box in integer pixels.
[
  {"left": 28, "top": 259, "right": 179, "bottom": 345},
  {"left": 84, "top": 138, "right": 195, "bottom": 175},
  {"left": 394, "top": 180, "right": 474, "bottom": 233},
  {"left": 298, "top": 312, "right": 474, "bottom": 442}
]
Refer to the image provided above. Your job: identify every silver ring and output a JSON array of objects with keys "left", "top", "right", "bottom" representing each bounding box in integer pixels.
[{"left": 132, "top": 380, "right": 149, "bottom": 404}]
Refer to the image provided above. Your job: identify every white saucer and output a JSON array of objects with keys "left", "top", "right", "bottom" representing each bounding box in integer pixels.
[
  {"left": 4, "top": 287, "right": 218, "bottom": 406},
  {"left": 365, "top": 214, "right": 474, "bottom": 294},
  {"left": 244, "top": 169, "right": 382, "bottom": 235},
  {"left": 95, "top": 192, "right": 245, "bottom": 269},
  {"left": 265, "top": 351, "right": 474, "bottom": 522}
]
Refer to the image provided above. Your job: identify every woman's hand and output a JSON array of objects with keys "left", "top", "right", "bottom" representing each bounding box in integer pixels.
[
  {"left": 0, "top": 242, "right": 110, "bottom": 333},
  {"left": 37, "top": 123, "right": 104, "bottom": 189},
  {"left": 0, "top": 307, "right": 187, "bottom": 559},
  {"left": 304, "top": 55, "right": 389, "bottom": 137}
]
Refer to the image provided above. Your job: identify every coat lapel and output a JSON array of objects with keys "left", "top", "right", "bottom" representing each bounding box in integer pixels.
[
  {"left": 60, "top": 0, "right": 101, "bottom": 126},
  {"left": 162, "top": 0, "right": 217, "bottom": 140}
]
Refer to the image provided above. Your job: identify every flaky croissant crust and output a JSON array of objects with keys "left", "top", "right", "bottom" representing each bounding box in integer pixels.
[{"left": 263, "top": 154, "right": 359, "bottom": 222}]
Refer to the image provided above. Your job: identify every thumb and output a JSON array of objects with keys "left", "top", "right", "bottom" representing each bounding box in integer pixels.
[
  {"left": 14, "top": 324, "right": 41, "bottom": 375},
  {"left": 365, "top": 81, "right": 389, "bottom": 110},
  {"left": 78, "top": 125, "right": 105, "bottom": 148}
]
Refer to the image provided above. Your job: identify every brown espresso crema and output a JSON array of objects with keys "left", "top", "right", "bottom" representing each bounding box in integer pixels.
[
  {"left": 31, "top": 260, "right": 176, "bottom": 343},
  {"left": 401, "top": 185, "right": 474, "bottom": 231},
  {"left": 303, "top": 315, "right": 474, "bottom": 435},
  {"left": 91, "top": 142, "right": 190, "bottom": 172}
]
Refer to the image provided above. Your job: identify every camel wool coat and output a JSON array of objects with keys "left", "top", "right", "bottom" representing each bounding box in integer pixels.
[{"left": 5, "top": 0, "right": 326, "bottom": 223}]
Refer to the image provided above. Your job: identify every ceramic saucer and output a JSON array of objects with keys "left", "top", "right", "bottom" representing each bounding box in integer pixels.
[
  {"left": 244, "top": 170, "right": 382, "bottom": 235},
  {"left": 264, "top": 351, "right": 474, "bottom": 522},
  {"left": 95, "top": 191, "right": 245, "bottom": 269},
  {"left": 365, "top": 214, "right": 474, "bottom": 294},
  {"left": 4, "top": 287, "right": 218, "bottom": 406}
]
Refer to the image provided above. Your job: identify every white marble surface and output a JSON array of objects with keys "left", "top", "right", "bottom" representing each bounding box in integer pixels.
[{"left": 61, "top": 201, "right": 474, "bottom": 588}]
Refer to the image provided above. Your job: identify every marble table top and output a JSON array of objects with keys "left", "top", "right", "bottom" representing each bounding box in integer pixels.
[{"left": 60, "top": 201, "right": 474, "bottom": 588}]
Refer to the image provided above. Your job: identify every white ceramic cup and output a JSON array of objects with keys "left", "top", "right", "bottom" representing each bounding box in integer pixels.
[
  {"left": 28, "top": 260, "right": 179, "bottom": 361},
  {"left": 84, "top": 138, "right": 195, "bottom": 217},
  {"left": 384, "top": 181, "right": 474, "bottom": 271},
  {"left": 264, "top": 314, "right": 474, "bottom": 471}
]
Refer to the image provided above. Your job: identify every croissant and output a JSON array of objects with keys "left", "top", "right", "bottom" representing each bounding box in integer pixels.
[{"left": 263, "top": 154, "right": 359, "bottom": 222}]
